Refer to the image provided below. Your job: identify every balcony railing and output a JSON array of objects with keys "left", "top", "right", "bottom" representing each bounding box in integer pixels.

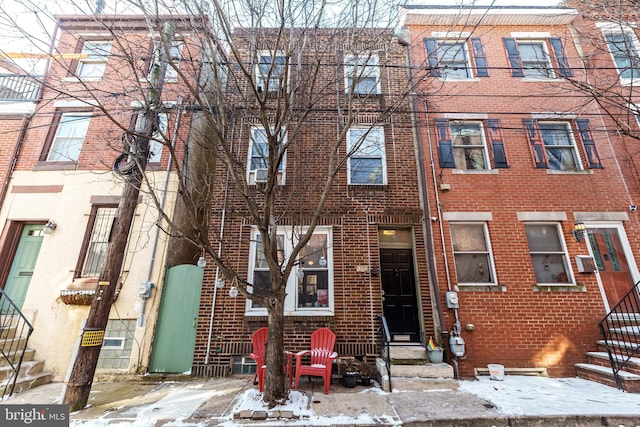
[{"left": 0, "top": 74, "right": 41, "bottom": 102}]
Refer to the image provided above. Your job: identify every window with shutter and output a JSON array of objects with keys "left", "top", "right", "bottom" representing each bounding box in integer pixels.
[{"left": 424, "top": 37, "right": 489, "bottom": 79}]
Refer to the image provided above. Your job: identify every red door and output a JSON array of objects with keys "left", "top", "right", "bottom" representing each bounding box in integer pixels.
[{"left": 588, "top": 227, "right": 636, "bottom": 308}]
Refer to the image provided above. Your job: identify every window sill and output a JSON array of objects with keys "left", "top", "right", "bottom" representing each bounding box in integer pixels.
[
  {"left": 546, "top": 169, "right": 594, "bottom": 175},
  {"left": 521, "top": 77, "right": 562, "bottom": 82},
  {"left": 439, "top": 77, "right": 480, "bottom": 82},
  {"left": 619, "top": 78, "right": 640, "bottom": 87},
  {"left": 457, "top": 284, "right": 503, "bottom": 292},
  {"left": 62, "top": 77, "right": 103, "bottom": 83},
  {"left": 348, "top": 184, "right": 388, "bottom": 190},
  {"left": 452, "top": 169, "right": 498, "bottom": 175},
  {"left": 245, "top": 310, "right": 334, "bottom": 318},
  {"left": 532, "top": 284, "right": 586, "bottom": 292},
  {"left": 33, "top": 161, "right": 78, "bottom": 171}
]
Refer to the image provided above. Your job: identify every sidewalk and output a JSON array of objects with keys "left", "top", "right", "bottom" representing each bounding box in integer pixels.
[{"left": 3, "top": 374, "right": 640, "bottom": 426}]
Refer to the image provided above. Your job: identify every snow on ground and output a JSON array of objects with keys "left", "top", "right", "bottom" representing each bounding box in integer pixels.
[{"left": 458, "top": 375, "right": 640, "bottom": 416}]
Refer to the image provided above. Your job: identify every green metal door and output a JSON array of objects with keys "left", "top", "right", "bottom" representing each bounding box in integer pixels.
[
  {"left": 3, "top": 225, "right": 44, "bottom": 310},
  {"left": 149, "top": 264, "right": 203, "bottom": 373}
]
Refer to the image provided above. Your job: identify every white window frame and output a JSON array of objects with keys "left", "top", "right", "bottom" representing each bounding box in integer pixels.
[
  {"left": 246, "top": 226, "right": 334, "bottom": 316},
  {"left": 255, "top": 51, "right": 287, "bottom": 93},
  {"left": 538, "top": 121, "right": 582, "bottom": 171},
  {"left": 344, "top": 52, "right": 381, "bottom": 95},
  {"left": 47, "top": 113, "right": 91, "bottom": 162},
  {"left": 450, "top": 121, "right": 490, "bottom": 170},
  {"left": 77, "top": 40, "right": 112, "bottom": 80},
  {"left": 102, "top": 336, "right": 126, "bottom": 350},
  {"left": 135, "top": 111, "right": 167, "bottom": 163},
  {"left": 437, "top": 41, "right": 472, "bottom": 80},
  {"left": 602, "top": 28, "right": 640, "bottom": 85},
  {"left": 517, "top": 40, "right": 555, "bottom": 80},
  {"left": 347, "top": 127, "right": 387, "bottom": 185},
  {"left": 450, "top": 222, "right": 497, "bottom": 285},
  {"left": 246, "top": 126, "right": 287, "bottom": 185},
  {"left": 525, "top": 222, "right": 574, "bottom": 285}
]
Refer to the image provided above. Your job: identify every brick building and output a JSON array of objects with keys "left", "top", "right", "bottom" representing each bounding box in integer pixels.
[
  {"left": 400, "top": 0, "right": 640, "bottom": 384},
  {"left": 189, "top": 27, "right": 436, "bottom": 376}
]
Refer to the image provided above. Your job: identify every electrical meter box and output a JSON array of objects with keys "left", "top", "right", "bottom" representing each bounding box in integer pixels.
[
  {"left": 450, "top": 335, "right": 465, "bottom": 357},
  {"left": 138, "top": 281, "right": 153, "bottom": 299},
  {"left": 445, "top": 291, "right": 459, "bottom": 309}
]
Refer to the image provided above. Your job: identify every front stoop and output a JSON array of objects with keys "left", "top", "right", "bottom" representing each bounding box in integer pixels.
[
  {"left": 378, "top": 344, "right": 456, "bottom": 392},
  {"left": 0, "top": 328, "right": 53, "bottom": 397},
  {"left": 576, "top": 362, "right": 640, "bottom": 393}
]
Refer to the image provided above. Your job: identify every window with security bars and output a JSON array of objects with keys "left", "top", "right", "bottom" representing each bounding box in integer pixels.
[{"left": 77, "top": 206, "right": 117, "bottom": 277}]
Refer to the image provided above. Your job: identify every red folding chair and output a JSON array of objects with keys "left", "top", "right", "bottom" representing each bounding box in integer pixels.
[{"left": 294, "top": 328, "right": 338, "bottom": 394}]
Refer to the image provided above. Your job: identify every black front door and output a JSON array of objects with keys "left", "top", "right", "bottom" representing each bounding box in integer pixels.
[{"left": 380, "top": 248, "right": 420, "bottom": 342}]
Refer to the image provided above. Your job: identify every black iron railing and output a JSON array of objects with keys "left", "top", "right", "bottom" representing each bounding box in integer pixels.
[
  {"left": 0, "top": 288, "right": 34, "bottom": 399},
  {"left": 598, "top": 280, "right": 640, "bottom": 390},
  {"left": 0, "top": 74, "right": 40, "bottom": 102},
  {"left": 379, "top": 316, "right": 391, "bottom": 391}
]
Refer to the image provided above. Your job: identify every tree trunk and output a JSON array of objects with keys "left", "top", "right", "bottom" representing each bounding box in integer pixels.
[{"left": 263, "top": 291, "right": 288, "bottom": 405}]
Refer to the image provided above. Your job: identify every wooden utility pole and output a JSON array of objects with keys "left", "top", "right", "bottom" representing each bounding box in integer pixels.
[{"left": 63, "top": 22, "right": 174, "bottom": 412}]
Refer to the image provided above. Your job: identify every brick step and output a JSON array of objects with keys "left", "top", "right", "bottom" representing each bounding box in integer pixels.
[
  {"left": 576, "top": 363, "right": 640, "bottom": 393},
  {"left": 586, "top": 351, "right": 640, "bottom": 376},
  {"left": 0, "top": 348, "right": 35, "bottom": 367}
]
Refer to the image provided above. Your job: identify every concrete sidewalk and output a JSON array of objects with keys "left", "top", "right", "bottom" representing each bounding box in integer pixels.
[{"left": 3, "top": 374, "right": 640, "bottom": 426}]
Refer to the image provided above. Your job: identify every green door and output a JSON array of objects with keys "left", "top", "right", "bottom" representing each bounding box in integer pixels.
[
  {"left": 3, "top": 225, "right": 44, "bottom": 310},
  {"left": 149, "top": 264, "right": 203, "bottom": 373}
]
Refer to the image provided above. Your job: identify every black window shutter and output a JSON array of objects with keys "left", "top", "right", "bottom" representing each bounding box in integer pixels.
[
  {"left": 523, "top": 119, "right": 548, "bottom": 168},
  {"left": 503, "top": 38, "right": 524, "bottom": 77},
  {"left": 434, "top": 118, "right": 454, "bottom": 168},
  {"left": 575, "top": 119, "right": 603, "bottom": 169},
  {"left": 424, "top": 38, "right": 441, "bottom": 77},
  {"left": 549, "top": 37, "right": 573, "bottom": 78},
  {"left": 486, "top": 119, "right": 508, "bottom": 168},
  {"left": 471, "top": 38, "right": 489, "bottom": 77}
]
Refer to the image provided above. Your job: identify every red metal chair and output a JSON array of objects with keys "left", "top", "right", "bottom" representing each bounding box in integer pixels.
[
  {"left": 294, "top": 328, "right": 338, "bottom": 394},
  {"left": 249, "top": 327, "right": 268, "bottom": 392}
]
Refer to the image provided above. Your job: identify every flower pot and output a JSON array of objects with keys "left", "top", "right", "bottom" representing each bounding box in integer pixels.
[
  {"left": 428, "top": 348, "right": 444, "bottom": 363},
  {"left": 359, "top": 377, "right": 371, "bottom": 386},
  {"left": 342, "top": 372, "right": 358, "bottom": 388}
]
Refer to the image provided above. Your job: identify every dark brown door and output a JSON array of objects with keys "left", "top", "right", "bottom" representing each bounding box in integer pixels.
[
  {"left": 588, "top": 227, "right": 636, "bottom": 308},
  {"left": 380, "top": 248, "right": 420, "bottom": 342}
]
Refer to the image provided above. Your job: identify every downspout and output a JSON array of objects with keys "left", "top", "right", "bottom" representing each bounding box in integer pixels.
[
  {"left": 401, "top": 33, "right": 446, "bottom": 341},
  {"left": 0, "top": 113, "right": 32, "bottom": 210},
  {"left": 138, "top": 96, "right": 184, "bottom": 327}
]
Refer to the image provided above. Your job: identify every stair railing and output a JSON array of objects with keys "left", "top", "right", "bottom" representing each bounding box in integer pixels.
[
  {"left": 378, "top": 316, "right": 391, "bottom": 391},
  {"left": 598, "top": 280, "right": 640, "bottom": 390},
  {"left": 0, "top": 288, "right": 34, "bottom": 399}
]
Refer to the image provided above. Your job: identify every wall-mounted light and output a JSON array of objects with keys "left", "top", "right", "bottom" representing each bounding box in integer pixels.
[
  {"left": 572, "top": 221, "right": 586, "bottom": 242},
  {"left": 43, "top": 220, "right": 57, "bottom": 234}
]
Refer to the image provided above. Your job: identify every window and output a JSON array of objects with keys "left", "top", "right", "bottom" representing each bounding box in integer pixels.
[
  {"left": 523, "top": 119, "right": 602, "bottom": 170},
  {"left": 148, "top": 40, "right": 183, "bottom": 81},
  {"left": 77, "top": 40, "right": 112, "bottom": 79},
  {"left": 247, "top": 127, "right": 286, "bottom": 184},
  {"left": 450, "top": 223, "right": 496, "bottom": 284},
  {"left": 46, "top": 113, "right": 91, "bottom": 162},
  {"left": 604, "top": 31, "right": 640, "bottom": 82},
  {"left": 525, "top": 223, "right": 572, "bottom": 284},
  {"left": 76, "top": 205, "right": 117, "bottom": 278},
  {"left": 424, "top": 37, "right": 489, "bottom": 79},
  {"left": 344, "top": 52, "right": 381, "bottom": 94},
  {"left": 255, "top": 52, "right": 286, "bottom": 93},
  {"left": 247, "top": 227, "right": 333, "bottom": 314},
  {"left": 503, "top": 37, "right": 573, "bottom": 78},
  {"left": 347, "top": 127, "right": 386, "bottom": 185},
  {"left": 134, "top": 111, "right": 167, "bottom": 163},
  {"left": 97, "top": 319, "right": 135, "bottom": 369},
  {"left": 435, "top": 118, "right": 508, "bottom": 169}
]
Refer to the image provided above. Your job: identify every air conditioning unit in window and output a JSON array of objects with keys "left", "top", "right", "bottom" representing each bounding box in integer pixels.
[{"left": 254, "top": 169, "right": 268, "bottom": 183}]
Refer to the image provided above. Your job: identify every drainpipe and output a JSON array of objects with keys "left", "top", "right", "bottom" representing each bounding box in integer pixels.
[
  {"left": 138, "top": 96, "right": 184, "bottom": 327},
  {"left": 400, "top": 32, "right": 446, "bottom": 340},
  {"left": 0, "top": 113, "right": 32, "bottom": 210}
]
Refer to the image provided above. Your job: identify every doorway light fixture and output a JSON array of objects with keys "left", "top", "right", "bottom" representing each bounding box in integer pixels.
[
  {"left": 572, "top": 221, "right": 586, "bottom": 242},
  {"left": 43, "top": 220, "right": 57, "bottom": 234}
]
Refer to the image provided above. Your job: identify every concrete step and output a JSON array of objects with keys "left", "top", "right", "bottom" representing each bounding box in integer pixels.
[
  {"left": 1, "top": 371, "right": 54, "bottom": 395},
  {"left": 576, "top": 362, "right": 640, "bottom": 393},
  {"left": 586, "top": 351, "right": 640, "bottom": 376},
  {"left": 0, "top": 348, "right": 35, "bottom": 367},
  {"left": 389, "top": 344, "right": 426, "bottom": 361},
  {"left": 0, "top": 359, "right": 45, "bottom": 380}
]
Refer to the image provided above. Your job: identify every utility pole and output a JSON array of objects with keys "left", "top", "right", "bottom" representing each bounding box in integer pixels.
[{"left": 63, "top": 21, "right": 174, "bottom": 412}]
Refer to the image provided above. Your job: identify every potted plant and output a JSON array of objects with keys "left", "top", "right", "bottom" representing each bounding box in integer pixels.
[
  {"left": 338, "top": 358, "right": 360, "bottom": 388},
  {"left": 357, "top": 362, "right": 373, "bottom": 386}
]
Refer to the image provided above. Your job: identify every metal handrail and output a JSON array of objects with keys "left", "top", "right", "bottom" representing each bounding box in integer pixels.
[
  {"left": 379, "top": 316, "right": 391, "bottom": 391},
  {"left": 598, "top": 280, "right": 640, "bottom": 390},
  {"left": 0, "top": 74, "right": 41, "bottom": 102},
  {"left": 0, "top": 288, "right": 34, "bottom": 399}
]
